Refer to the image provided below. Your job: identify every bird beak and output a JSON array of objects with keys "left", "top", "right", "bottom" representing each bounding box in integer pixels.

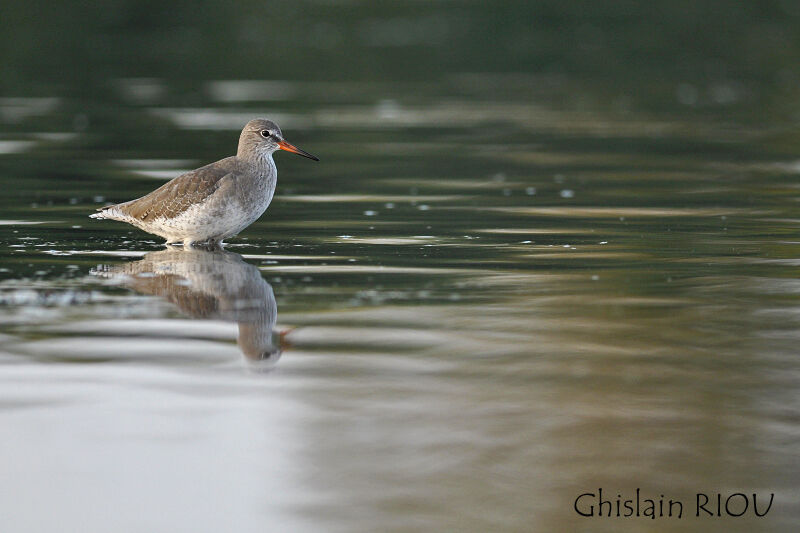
[{"left": 277, "top": 139, "right": 319, "bottom": 161}]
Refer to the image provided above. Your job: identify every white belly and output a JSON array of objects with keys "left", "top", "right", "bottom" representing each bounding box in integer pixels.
[{"left": 145, "top": 182, "right": 273, "bottom": 244}]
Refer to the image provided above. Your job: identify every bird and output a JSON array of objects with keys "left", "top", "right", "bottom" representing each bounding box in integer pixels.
[
  {"left": 90, "top": 119, "right": 318, "bottom": 246},
  {"left": 92, "top": 246, "right": 287, "bottom": 368}
]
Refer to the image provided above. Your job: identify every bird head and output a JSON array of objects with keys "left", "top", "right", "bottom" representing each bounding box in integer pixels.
[{"left": 239, "top": 118, "right": 319, "bottom": 161}]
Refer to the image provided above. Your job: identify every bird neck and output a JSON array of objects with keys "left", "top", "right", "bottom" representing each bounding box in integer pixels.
[{"left": 238, "top": 143, "right": 276, "bottom": 172}]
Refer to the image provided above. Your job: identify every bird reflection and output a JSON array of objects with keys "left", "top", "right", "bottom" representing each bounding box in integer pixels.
[{"left": 101, "top": 246, "right": 284, "bottom": 369}]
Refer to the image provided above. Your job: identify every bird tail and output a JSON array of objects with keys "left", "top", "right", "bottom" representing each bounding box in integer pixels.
[{"left": 90, "top": 204, "right": 124, "bottom": 220}]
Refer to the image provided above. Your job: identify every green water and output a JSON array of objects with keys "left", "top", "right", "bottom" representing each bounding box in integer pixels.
[{"left": 2, "top": 2, "right": 800, "bottom": 532}]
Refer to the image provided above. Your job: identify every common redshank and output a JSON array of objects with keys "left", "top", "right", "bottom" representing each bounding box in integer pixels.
[
  {"left": 93, "top": 247, "right": 285, "bottom": 367},
  {"left": 90, "top": 119, "right": 318, "bottom": 246}
]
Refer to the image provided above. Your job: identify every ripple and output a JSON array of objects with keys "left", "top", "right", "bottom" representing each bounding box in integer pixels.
[
  {"left": 205, "top": 80, "right": 294, "bottom": 102},
  {"left": 259, "top": 264, "right": 481, "bottom": 275},
  {"left": 0, "top": 288, "right": 101, "bottom": 307},
  {"left": 289, "top": 326, "right": 449, "bottom": 350},
  {"left": 474, "top": 227, "right": 602, "bottom": 235},
  {"left": 0, "top": 97, "right": 60, "bottom": 123},
  {"left": 129, "top": 170, "right": 187, "bottom": 180},
  {"left": 0, "top": 220, "right": 48, "bottom": 226},
  {"left": 385, "top": 177, "right": 527, "bottom": 189},
  {"left": 111, "top": 159, "right": 196, "bottom": 169},
  {"left": 148, "top": 108, "right": 310, "bottom": 130},
  {"left": 0, "top": 140, "right": 38, "bottom": 154},
  {"left": 327, "top": 236, "right": 441, "bottom": 245},
  {"left": 240, "top": 254, "right": 352, "bottom": 262},
  {"left": 39, "top": 319, "right": 237, "bottom": 339},
  {"left": 280, "top": 194, "right": 462, "bottom": 203},
  {"left": 464, "top": 206, "right": 765, "bottom": 217},
  {"left": 112, "top": 78, "right": 167, "bottom": 105},
  {"left": 9, "top": 336, "right": 239, "bottom": 363},
  {"left": 46, "top": 250, "right": 149, "bottom": 258}
]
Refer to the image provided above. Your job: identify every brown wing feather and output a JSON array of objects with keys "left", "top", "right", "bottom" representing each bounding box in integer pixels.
[{"left": 115, "top": 157, "right": 242, "bottom": 221}]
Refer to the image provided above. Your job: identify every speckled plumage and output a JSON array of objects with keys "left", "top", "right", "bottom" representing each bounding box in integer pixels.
[{"left": 90, "top": 119, "right": 317, "bottom": 246}]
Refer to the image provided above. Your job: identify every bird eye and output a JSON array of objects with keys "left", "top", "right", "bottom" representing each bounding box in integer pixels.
[{"left": 260, "top": 130, "right": 271, "bottom": 138}]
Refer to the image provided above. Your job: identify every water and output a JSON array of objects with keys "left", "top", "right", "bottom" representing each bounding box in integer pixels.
[{"left": 3, "top": 2, "right": 800, "bottom": 532}]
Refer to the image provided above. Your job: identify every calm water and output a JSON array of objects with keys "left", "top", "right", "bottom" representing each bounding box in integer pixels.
[{"left": 3, "top": 2, "right": 800, "bottom": 532}]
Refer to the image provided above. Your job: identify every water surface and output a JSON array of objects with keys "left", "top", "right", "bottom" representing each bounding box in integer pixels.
[{"left": 2, "top": 3, "right": 800, "bottom": 532}]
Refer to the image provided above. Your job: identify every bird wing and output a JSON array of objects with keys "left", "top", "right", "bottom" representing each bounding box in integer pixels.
[{"left": 114, "top": 157, "right": 241, "bottom": 221}]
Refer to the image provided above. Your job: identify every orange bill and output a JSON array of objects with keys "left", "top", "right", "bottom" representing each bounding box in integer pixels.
[{"left": 277, "top": 139, "right": 319, "bottom": 161}]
